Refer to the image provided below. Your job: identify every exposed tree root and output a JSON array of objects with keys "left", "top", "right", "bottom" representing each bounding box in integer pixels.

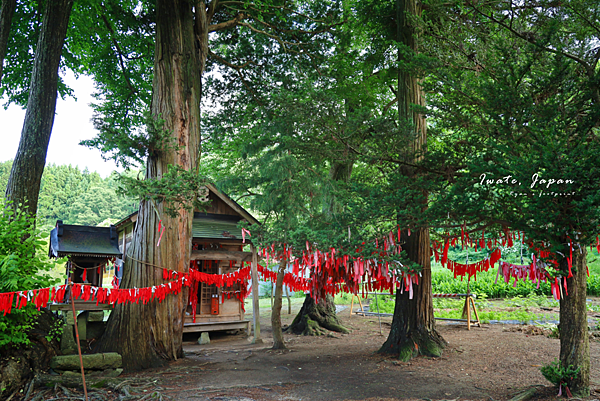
[
  {"left": 379, "top": 327, "right": 446, "bottom": 362},
  {"left": 287, "top": 294, "right": 349, "bottom": 336},
  {"left": 21, "top": 375, "right": 172, "bottom": 401}
]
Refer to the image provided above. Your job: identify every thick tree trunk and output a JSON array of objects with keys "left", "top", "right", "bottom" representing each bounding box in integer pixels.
[
  {"left": 380, "top": 0, "right": 444, "bottom": 361},
  {"left": 271, "top": 263, "right": 287, "bottom": 349},
  {"left": 397, "top": 0, "right": 427, "bottom": 160},
  {"left": 379, "top": 228, "right": 445, "bottom": 360},
  {"left": 0, "top": 0, "right": 16, "bottom": 84},
  {"left": 288, "top": 294, "right": 349, "bottom": 336},
  {"left": 559, "top": 245, "right": 589, "bottom": 396},
  {"left": 97, "top": 0, "right": 203, "bottom": 371},
  {"left": 4, "top": 0, "right": 73, "bottom": 215}
]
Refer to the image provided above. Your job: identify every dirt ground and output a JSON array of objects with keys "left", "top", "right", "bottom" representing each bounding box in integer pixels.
[
  {"left": 109, "top": 304, "right": 600, "bottom": 401},
  {"left": 8, "top": 301, "right": 600, "bottom": 401}
]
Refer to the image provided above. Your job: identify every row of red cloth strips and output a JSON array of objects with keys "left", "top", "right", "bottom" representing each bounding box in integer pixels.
[
  {"left": 181, "top": 260, "right": 419, "bottom": 302},
  {"left": 257, "top": 242, "right": 415, "bottom": 298},
  {"left": 263, "top": 245, "right": 405, "bottom": 281},
  {"left": 259, "top": 227, "right": 404, "bottom": 266},
  {"left": 258, "top": 224, "right": 520, "bottom": 271},
  {"left": 495, "top": 260, "right": 589, "bottom": 301},
  {"left": 0, "top": 257, "right": 424, "bottom": 317},
  {"left": 431, "top": 229, "right": 549, "bottom": 261},
  {"left": 436, "top": 248, "right": 503, "bottom": 280},
  {"left": 183, "top": 261, "right": 380, "bottom": 295},
  {"left": 0, "top": 275, "right": 189, "bottom": 316}
]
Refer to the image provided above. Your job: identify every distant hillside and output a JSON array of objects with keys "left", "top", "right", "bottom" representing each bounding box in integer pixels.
[{"left": 0, "top": 160, "right": 138, "bottom": 231}]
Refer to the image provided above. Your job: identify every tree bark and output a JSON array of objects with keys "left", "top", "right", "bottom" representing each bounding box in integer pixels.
[
  {"left": 0, "top": 0, "right": 16, "bottom": 84},
  {"left": 5, "top": 0, "right": 73, "bottom": 215},
  {"left": 559, "top": 244, "right": 590, "bottom": 396},
  {"left": 271, "top": 263, "right": 287, "bottom": 349},
  {"left": 379, "top": 229, "right": 445, "bottom": 360},
  {"left": 288, "top": 294, "right": 349, "bottom": 336},
  {"left": 97, "top": 0, "right": 203, "bottom": 371},
  {"left": 379, "top": 0, "right": 445, "bottom": 361}
]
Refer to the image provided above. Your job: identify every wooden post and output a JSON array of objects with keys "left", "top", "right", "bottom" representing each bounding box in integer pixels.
[
  {"left": 466, "top": 296, "right": 471, "bottom": 331},
  {"left": 350, "top": 294, "right": 365, "bottom": 315},
  {"left": 250, "top": 245, "right": 262, "bottom": 343},
  {"left": 70, "top": 280, "right": 88, "bottom": 401},
  {"left": 470, "top": 297, "right": 481, "bottom": 327}
]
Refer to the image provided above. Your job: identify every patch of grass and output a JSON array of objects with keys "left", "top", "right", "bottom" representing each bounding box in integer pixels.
[
  {"left": 587, "top": 251, "right": 600, "bottom": 275},
  {"left": 587, "top": 302, "right": 600, "bottom": 313},
  {"left": 334, "top": 292, "right": 355, "bottom": 304},
  {"left": 433, "top": 298, "right": 464, "bottom": 309},
  {"left": 431, "top": 266, "right": 553, "bottom": 298},
  {"left": 435, "top": 308, "right": 552, "bottom": 324},
  {"left": 504, "top": 295, "right": 559, "bottom": 308},
  {"left": 244, "top": 296, "right": 306, "bottom": 311}
]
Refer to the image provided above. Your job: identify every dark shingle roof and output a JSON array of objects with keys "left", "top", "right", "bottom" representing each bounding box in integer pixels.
[{"left": 49, "top": 222, "right": 122, "bottom": 258}]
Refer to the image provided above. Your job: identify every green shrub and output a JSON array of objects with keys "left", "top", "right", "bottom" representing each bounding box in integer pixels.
[
  {"left": 431, "top": 267, "right": 554, "bottom": 298},
  {"left": 0, "top": 201, "right": 64, "bottom": 347},
  {"left": 587, "top": 275, "right": 600, "bottom": 296},
  {"left": 433, "top": 250, "right": 600, "bottom": 297},
  {"left": 259, "top": 282, "right": 273, "bottom": 297},
  {"left": 334, "top": 292, "right": 354, "bottom": 304},
  {"left": 540, "top": 359, "right": 579, "bottom": 395}
]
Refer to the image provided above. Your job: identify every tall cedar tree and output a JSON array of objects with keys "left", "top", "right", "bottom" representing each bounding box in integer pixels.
[
  {"left": 83, "top": 1, "right": 340, "bottom": 357},
  {"left": 5, "top": 0, "right": 73, "bottom": 215},
  {"left": 377, "top": 0, "right": 445, "bottom": 361},
  {"left": 96, "top": 0, "right": 202, "bottom": 371}
]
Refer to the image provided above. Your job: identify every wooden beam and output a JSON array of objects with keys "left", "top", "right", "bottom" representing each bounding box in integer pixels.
[
  {"left": 250, "top": 244, "right": 262, "bottom": 343},
  {"left": 190, "top": 249, "right": 253, "bottom": 262},
  {"left": 182, "top": 320, "right": 250, "bottom": 333}
]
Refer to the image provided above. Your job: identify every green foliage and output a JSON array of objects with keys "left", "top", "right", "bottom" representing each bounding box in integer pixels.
[
  {"left": 423, "top": 0, "right": 600, "bottom": 275},
  {"left": 334, "top": 292, "right": 354, "bottom": 304},
  {"left": 259, "top": 282, "right": 273, "bottom": 298},
  {"left": 0, "top": 0, "right": 75, "bottom": 106},
  {"left": 541, "top": 359, "right": 580, "bottom": 389},
  {"left": 431, "top": 267, "right": 552, "bottom": 298},
  {"left": 72, "top": 0, "right": 155, "bottom": 169},
  {"left": 369, "top": 294, "right": 395, "bottom": 314},
  {"left": 45, "top": 319, "right": 64, "bottom": 343},
  {"left": 117, "top": 165, "right": 208, "bottom": 218},
  {"left": 435, "top": 308, "right": 548, "bottom": 325},
  {"left": 587, "top": 276, "right": 600, "bottom": 296},
  {"left": 0, "top": 161, "right": 138, "bottom": 229},
  {"left": 432, "top": 265, "right": 600, "bottom": 298},
  {"left": 0, "top": 200, "right": 64, "bottom": 348}
]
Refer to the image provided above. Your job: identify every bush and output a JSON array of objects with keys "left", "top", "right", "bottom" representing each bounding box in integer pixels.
[
  {"left": 541, "top": 359, "right": 579, "bottom": 396},
  {"left": 432, "top": 266, "right": 554, "bottom": 298},
  {"left": 0, "top": 201, "right": 64, "bottom": 347}
]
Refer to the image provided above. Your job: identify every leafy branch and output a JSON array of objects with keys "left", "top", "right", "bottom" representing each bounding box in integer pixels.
[{"left": 117, "top": 166, "right": 210, "bottom": 218}]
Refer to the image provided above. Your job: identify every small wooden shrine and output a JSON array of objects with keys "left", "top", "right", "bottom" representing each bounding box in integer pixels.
[
  {"left": 115, "top": 184, "right": 260, "bottom": 334},
  {"left": 48, "top": 221, "right": 122, "bottom": 308}
]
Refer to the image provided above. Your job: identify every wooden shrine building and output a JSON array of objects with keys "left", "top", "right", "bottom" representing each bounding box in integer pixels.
[
  {"left": 48, "top": 221, "right": 122, "bottom": 308},
  {"left": 115, "top": 184, "right": 260, "bottom": 335}
]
